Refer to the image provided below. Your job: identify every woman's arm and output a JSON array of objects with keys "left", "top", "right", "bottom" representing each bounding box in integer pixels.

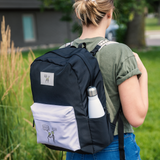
[{"left": 118, "top": 53, "right": 148, "bottom": 128}]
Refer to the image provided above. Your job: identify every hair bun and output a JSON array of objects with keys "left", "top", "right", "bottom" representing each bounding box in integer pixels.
[{"left": 73, "top": 0, "right": 114, "bottom": 26}]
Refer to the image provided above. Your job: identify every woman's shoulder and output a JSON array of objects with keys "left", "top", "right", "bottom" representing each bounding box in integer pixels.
[
  {"left": 101, "top": 41, "right": 132, "bottom": 54},
  {"left": 99, "top": 41, "right": 134, "bottom": 61}
]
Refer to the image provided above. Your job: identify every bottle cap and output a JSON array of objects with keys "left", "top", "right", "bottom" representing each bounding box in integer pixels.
[{"left": 87, "top": 86, "right": 97, "bottom": 97}]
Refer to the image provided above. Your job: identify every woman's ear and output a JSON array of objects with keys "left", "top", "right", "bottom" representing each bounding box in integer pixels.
[
  {"left": 104, "top": 9, "right": 113, "bottom": 29},
  {"left": 106, "top": 9, "right": 113, "bottom": 19},
  {"left": 103, "top": 10, "right": 112, "bottom": 21}
]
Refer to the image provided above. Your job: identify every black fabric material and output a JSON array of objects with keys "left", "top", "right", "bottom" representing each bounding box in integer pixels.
[
  {"left": 33, "top": 119, "right": 35, "bottom": 127},
  {"left": 111, "top": 105, "right": 125, "bottom": 160},
  {"left": 113, "top": 105, "right": 125, "bottom": 160},
  {"left": 90, "top": 45, "right": 101, "bottom": 56},
  {"left": 76, "top": 51, "right": 94, "bottom": 86},
  {"left": 110, "top": 123, "right": 116, "bottom": 134},
  {"left": 118, "top": 114, "right": 125, "bottom": 160},
  {"left": 78, "top": 43, "right": 86, "bottom": 49},
  {"left": 30, "top": 43, "right": 115, "bottom": 154},
  {"left": 88, "top": 115, "right": 114, "bottom": 153},
  {"left": 113, "top": 106, "right": 122, "bottom": 125}
]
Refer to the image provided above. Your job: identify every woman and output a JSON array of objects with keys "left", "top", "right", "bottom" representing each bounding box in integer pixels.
[{"left": 66, "top": 0, "right": 148, "bottom": 159}]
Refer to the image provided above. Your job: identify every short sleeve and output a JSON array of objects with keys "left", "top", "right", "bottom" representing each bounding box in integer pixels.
[{"left": 116, "top": 44, "right": 141, "bottom": 85}]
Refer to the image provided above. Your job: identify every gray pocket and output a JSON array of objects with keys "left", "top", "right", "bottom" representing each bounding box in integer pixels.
[{"left": 31, "top": 103, "right": 80, "bottom": 151}]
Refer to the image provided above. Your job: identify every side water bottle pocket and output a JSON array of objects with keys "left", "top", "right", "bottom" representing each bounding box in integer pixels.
[{"left": 87, "top": 87, "right": 113, "bottom": 153}]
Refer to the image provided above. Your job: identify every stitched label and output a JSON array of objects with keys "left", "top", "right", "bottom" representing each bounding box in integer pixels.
[{"left": 40, "top": 72, "right": 54, "bottom": 86}]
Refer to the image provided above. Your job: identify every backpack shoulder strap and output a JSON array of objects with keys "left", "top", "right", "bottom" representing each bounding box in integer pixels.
[
  {"left": 91, "top": 40, "right": 118, "bottom": 56},
  {"left": 65, "top": 41, "right": 74, "bottom": 47},
  {"left": 93, "top": 39, "right": 125, "bottom": 160},
  {"left": 113, "top": 105, "right": 125, "bottom": 160}
]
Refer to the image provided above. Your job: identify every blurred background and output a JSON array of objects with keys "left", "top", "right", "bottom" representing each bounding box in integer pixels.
[{"left": 0, "top": 0, "right": 160, "bottom": 160}]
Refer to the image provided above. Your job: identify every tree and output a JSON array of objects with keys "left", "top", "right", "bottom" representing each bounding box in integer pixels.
[
  {"left": 115, "top": 0, "right": 146, "bottom": 48},
  {"left": 39, "top": 0, "right": 73, "bottom": 22},
  {"left": 159, "top": 4, "right": 160, "bottom": 24},
  {"left": 146, "top": 0, "right": 160, "bottom": 24}
]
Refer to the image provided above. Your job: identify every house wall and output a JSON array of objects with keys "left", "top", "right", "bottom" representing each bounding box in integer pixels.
[
  {"left": 0, "top": 0, "right": 41, "bottom": 8},
  {"left": 0, "top": 10, "right": 78, "bottom": 48}
]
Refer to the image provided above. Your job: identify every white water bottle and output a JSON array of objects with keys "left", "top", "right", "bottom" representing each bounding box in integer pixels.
[{"left": 87, "top": 86, "right": 105, "bottom": 118}]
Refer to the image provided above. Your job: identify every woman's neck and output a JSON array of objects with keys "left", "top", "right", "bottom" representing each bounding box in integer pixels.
[{"left": 79, "top": 23, "right": 106, "bottom": 40}]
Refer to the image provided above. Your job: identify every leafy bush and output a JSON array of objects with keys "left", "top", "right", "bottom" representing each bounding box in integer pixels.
[{"left": 115, "top": 26, "right": 127, "bottom": 43}]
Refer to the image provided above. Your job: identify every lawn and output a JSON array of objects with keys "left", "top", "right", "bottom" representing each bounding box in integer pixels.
[
  {"left": 145, "top": 17, "right": 160, "bottom": 31},
  {"left": 133, "top": 47, "right": 160, "bottom": 160},
  {"left": 22, "top": 47, "right": 59, "bottom": 59}
]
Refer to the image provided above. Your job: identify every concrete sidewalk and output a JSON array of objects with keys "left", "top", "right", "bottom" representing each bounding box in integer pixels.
[
  {"left": 19, "top": 31, "right": 160, "bottom": 52},
  {"left": 145, "top": 30, "right": 160, "bottom": 46}
]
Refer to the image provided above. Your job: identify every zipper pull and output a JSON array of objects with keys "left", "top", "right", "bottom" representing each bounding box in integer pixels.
[{"left": 33, "top": 119, "right": 35, "bottom": 127}]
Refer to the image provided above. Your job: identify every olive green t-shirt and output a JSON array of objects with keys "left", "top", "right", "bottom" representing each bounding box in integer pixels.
[{"left": 61, "top": 37, "right": 141, "bottom": 135}]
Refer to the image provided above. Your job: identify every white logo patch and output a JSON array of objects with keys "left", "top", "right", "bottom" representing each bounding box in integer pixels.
[{"left": 40, "top": 72, "right": 54, "bottom": 86}]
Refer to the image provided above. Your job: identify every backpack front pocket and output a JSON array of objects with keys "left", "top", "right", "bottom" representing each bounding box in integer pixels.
[{"left": 31, "top": 103, "right": 80, "bottom": 151}]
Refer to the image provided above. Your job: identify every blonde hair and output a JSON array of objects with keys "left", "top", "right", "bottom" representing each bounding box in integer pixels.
[{"left": 73, "top": 0, "right": 115, "bottom": 27}]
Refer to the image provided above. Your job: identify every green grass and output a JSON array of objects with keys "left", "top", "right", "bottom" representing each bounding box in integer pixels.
[
  {"left": 133, "top": 47, "right": 160, "bottom": 160},
  {"left": 145, "top": 17, "right": 160, "bottom": 31},
  {"left": 22, "top": 47, "right": 59, "bottom": 59}
]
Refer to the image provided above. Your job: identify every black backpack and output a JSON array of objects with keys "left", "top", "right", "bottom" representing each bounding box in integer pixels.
[{"left": 30, "top": 40, "right": 125, "bottom": 159}]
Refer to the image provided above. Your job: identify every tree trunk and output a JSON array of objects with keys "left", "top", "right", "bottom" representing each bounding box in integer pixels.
[
  {"left": 158, "top": 2, "right": 160, "bottom": 25},
  {"left": 125, "top": 12, "right": 146, "bottom": 48}
]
